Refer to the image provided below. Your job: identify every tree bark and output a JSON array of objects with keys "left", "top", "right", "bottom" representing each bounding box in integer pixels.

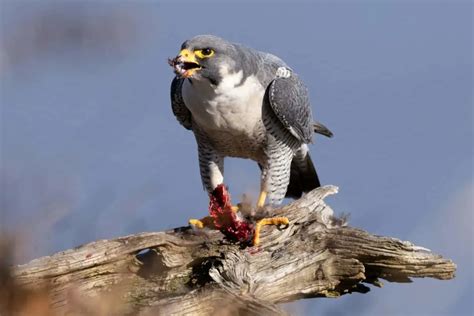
[{"left": 5, "top": 186, "right": 456, "bottom": 315}]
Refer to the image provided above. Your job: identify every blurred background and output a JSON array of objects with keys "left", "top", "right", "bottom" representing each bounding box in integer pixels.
[{"left": 0, "top": 0, "right": 472, "bottom": 315}]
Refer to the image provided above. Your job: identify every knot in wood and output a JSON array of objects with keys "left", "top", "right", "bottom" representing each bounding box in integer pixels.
[{"left": 315, "top": 266, "right": 325, "bottom": 281}]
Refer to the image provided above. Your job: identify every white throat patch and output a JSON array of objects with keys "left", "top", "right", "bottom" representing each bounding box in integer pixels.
[{"left": 182, "top": 67, "right": 265, "bottom": 134}]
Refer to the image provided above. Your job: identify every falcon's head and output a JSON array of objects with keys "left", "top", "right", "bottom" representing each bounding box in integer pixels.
[{"left": 169, "top": 35, "right": 239, "bottom": 85}]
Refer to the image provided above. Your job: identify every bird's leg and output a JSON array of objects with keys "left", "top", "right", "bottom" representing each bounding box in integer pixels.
[
  {"left": 195, "top": 142, "right": 243, "bottom": 213},
  {"left": 251, "top": 164, "right": 290, "bottom": 245},
  {"left": 189, "top": 142, "right": 228, "bottom": 227},
  {"left": 259, "top": 135, "right": 295, "bottom": 206},
  {"left": 253, "top": 217, "right": 289, "bottom": 246},
  {"left": 189, "top": 216, "right": 215, "bottom": 229},
  {"left": 257, "top": 190, "right": 267, "bottom": 208}
]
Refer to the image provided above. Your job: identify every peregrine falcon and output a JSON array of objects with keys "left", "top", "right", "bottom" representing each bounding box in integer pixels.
[{"left": 169, "top": 35, "right": 332, "bottom": 211}]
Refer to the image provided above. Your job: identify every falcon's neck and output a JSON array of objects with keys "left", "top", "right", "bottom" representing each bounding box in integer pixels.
[{"left": 182, "top": 70, "right": 266, "bottom": 134}]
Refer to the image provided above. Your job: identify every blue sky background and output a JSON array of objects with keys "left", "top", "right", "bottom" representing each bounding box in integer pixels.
[{"left": 1, "top": 1, "right": 472, "bottom": 315}]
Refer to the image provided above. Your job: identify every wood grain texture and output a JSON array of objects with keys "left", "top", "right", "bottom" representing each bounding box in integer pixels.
[{"left": 8, "top": 186, "right": 456, "bottom": 315}]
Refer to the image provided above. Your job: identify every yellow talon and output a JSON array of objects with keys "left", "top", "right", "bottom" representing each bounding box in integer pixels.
[
  {"left": 189, "top": 219, "right": 204, "bottom": 228},
  {"left": 252, "top": 216, "right": 289, "bottom": 246},
  {"left": 189, "top": 216, "right": 215, "bottom": 229}
]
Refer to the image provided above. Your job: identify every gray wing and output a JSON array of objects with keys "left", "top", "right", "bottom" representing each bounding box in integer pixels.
[
  {"left": 266, "top": 72, "right": 313, "bottom": 143},
  {"left": 170, "top": 77, "right": 192, "bottom": 130}
]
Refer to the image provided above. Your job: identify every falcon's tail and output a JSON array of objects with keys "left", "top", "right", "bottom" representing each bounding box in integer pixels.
[
  {"left": 285, "top": 146, "right": 321, "bottom": 199},
  {"left": 313, "top": 121, "right": 333, "bottom": 138}
]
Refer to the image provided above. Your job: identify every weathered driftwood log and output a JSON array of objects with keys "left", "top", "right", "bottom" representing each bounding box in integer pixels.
[{"left": 7, "top": 186, "right": 456, "bottom": 315}]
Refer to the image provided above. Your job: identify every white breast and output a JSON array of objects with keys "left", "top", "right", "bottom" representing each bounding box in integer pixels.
[{"left": 182, "top": 70, "right": 265, "bottom": 135}]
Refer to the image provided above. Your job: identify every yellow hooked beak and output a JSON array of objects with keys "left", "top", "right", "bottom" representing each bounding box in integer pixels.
[
  {"left": 174, "top": 49, "right": 201, "bottom": 78},
  {"left": 179, "top": 49, "right": 197, "bottom": 62}
]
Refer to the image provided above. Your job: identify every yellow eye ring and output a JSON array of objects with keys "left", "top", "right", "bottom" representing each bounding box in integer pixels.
[{"left": 195, "top": 48, "right": 215, "bottom": 59}]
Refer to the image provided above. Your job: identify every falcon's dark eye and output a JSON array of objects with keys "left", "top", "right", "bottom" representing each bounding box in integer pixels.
[
  {"left": 201, "top": 48, "right": 213, "bottom": 56},
  {"left": 195, "top": 48, "right": 215, "bottom": 59}
]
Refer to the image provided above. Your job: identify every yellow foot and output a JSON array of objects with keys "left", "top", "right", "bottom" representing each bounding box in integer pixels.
[
  {"left": 189, "top": 216, "right": 215, "bottom": 229},
  {"left": 252, "top": 216, "right": 289, "bottom": 246},
  {"left": 189, "top": 219, "right": 204, "bottom": 229}
]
